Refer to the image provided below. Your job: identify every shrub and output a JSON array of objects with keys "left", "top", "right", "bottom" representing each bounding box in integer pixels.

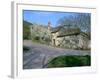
[
  {"left": 23, "top": 46, "right": 30, "bottom": 52},
  {"left": 47, "top": 55, "right": 91, "bottom": 68},
  {"left": 34, "top": 36, "right": 40, "bottom": 40}
]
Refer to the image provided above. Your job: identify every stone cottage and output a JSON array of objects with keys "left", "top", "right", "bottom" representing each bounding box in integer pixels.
[{"left": 50, "top": 25, "right": 90, "bottom": 49}]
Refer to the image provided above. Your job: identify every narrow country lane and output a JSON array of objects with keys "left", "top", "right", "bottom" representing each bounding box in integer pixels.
[{"left": 23, "top": 40, "right": 90, "bottom": 69}]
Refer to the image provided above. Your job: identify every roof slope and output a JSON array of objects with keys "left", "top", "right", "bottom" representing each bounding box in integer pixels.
[{"left": 51, "top": 26, "right": 80, "bottom": 37}]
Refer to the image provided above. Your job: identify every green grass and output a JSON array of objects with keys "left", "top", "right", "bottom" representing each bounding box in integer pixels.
[{"left": 47, "top": 55, "right": 91, "bottom": 68}]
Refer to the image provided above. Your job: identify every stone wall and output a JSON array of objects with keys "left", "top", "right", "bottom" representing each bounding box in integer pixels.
[{"left": 51, "top": 33, "right": 90, "bottom": 50}]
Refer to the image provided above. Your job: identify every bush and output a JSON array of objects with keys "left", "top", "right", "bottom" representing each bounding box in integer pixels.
[
  {"left": 47, "top": 55, "right": 91, "bottom": 68},
  {"left": 23, "top": 20, "right": 32, "bottom": 40},
  {"left": 34, "top": 36, "right": 40, "bottom": 40},
  {"left": 23, "top": 46, "right": 30, "bottom": 52}
]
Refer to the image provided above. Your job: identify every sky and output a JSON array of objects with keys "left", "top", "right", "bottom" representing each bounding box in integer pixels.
[{"left": 23, "top": 10, "right": 89, "bottom": 27}]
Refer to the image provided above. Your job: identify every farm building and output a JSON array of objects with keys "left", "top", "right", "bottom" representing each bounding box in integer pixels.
[{"left": 51, "top": 25, "right": 90, "bottom": 49}]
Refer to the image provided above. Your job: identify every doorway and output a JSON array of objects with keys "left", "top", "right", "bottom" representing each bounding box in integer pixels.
[{"left": 53, "top": 39, "right": 55, "bottom": 46}]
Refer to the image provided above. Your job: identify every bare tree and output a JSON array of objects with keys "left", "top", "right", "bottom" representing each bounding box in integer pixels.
[
  {"left": 57, "top": 13, "right": 91, "bottom": 32},
  {"left": 75, "top": 13, "right": 91, "bottom": 32}
]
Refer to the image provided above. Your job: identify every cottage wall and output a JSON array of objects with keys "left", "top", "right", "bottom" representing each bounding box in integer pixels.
[
  {"left": 51, "top": 32, "right": 90, "bottom": 50},
  {"left": 78, "top": 34, "right": 90, "bottom": 49},
  {"left": 51, "top": 32, "right": 60, "bottom": 46},
  {"left": 60, "top": 35, "right": 79, "bottom": 49}
]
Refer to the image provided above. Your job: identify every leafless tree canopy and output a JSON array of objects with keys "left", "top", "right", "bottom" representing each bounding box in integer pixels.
[{"left": 57, "top": 13, "right": 91, "bottom": 32}]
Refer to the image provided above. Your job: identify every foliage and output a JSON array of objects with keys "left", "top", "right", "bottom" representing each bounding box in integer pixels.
[
  {"left": 47, "top": 55, "right": 91, "bottom": 68},
  {"left": 31, "top": 24, "right": 51, "bottom": 45},
  {"left": 23, "top": 46, "right": 30, "bottom": 52},
  {"left": 23, "top": 20, "right": 32, "bottom": 39}
]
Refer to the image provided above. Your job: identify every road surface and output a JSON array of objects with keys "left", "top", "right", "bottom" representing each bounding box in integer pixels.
[{"left": 23, "top": 40, "right": 90, "bottom": 69}]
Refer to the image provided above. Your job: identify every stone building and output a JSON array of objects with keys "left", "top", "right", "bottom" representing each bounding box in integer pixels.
[
  {"left": 30, "top": 22, "right": 90, "bottom": 50},
  {"left": 50, "top": 26, "right": 90, "bottom": 49}
]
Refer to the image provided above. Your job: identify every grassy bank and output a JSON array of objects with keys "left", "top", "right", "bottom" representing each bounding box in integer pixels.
[{"left": 47, "top": 55, "right": 91, "bottom": 68}]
